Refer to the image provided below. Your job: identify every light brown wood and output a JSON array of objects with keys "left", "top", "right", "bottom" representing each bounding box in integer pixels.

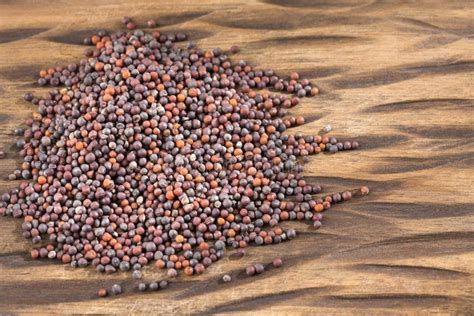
[{"left": 0, "top": 0, "right": 473, "bottom": 314}]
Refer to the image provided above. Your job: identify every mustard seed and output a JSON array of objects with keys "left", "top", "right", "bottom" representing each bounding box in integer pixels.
[
  {"left": 360, "top": 186, "right": 370, "bottom": 195},
  {"left": 222, "top": 274, "right": 232, "bottom": 282},
  {"left": 323, "top": 124, "right": 332, "bottom": 133},
  {"left": 149, "top": 282, "right": 159, "bottom": 291},
  {"left": 272, "top": 258, "right": 283, "bottom": 268},
  {"left": 254, "top": 263, "right": 265, "bottom": 274},
  {"left": 111, "top": 284, "right": 122, "bottom": 295},
  {"left": 98, "top": 288, "right": 108, "bottom": 297},
  {"left": 0, "top": 20, "right": 368, "bottom": 287},
  {"left": 246, "top": 266, "right": 256, "bottom": 276}
]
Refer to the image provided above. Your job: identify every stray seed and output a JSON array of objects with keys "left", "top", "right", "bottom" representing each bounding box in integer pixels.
[
  {"left": 342, "top": 191, "right": 352, "bottom": 201},
  {"left": 122, "top": 16, "right": 131, "bottom": 24},
  {"left": 246, "top": 266, "right": 256, "bottom": 276},
  {"left": 14, "top": 128, "right": 24, "bottom": 136},
  {"left": 111, "top": 284, "right": 122, "bottom": 295},
  {"left": 313, "top": 221, "right": 322, "bottom": 229},
  {"left": 132, "top": 270, "right": 143, "bottom": 280},
  {"left": 360, "top": 186, "right": 370, "bottom": 195},
  {"left": 23, "top": 93, "right": 33, "bottom": 102},
  {"left": 149, "top": 282, "right": 159, "bottom": 291},
  {"left": 229, "top": 45, "right": 240, "bottom": 54},
  {"left": 222, "top": 274, "right": 232, "bottom": 282},
  {"left": 237, "top": 248, "right": 246, "bottom": 257},
  {"left": 159, "top": 280, "right": 168, "bottom": 289},
  {"left": 98, "top": 288, "right": 108, "bottom": 297},
  {"left": 272, "top": 258, "right": 283, "bottom": 268},
  {"left": 254, "top": 263, "right": 265, "bottom": 274}
]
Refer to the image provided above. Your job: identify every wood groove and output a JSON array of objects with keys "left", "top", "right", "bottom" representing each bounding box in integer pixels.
[
  {"left": 333, "top": 60, "right": 474, "bottom": 89},
  {"left": 0, "top": 28, "right": 48, "bottom": 44},
  {"left": 353, "top": 263, "right": 470, "bottom": 277},
  {"left": 371, "top": 152, "right": 474, "bottom": 174},
  {"left": 198, "top": 286, "right": 334, "bottom": 315},
  {"left": 364, "top": 98, "right": 473, "bottom": 113},
  {"left": 343, "top": 231, "right": 474, "bottom": 252}
]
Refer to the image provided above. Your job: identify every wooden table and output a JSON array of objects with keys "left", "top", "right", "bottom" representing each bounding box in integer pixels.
[{"left": 0, "top": 0, "right": 473, "bottom": 314}]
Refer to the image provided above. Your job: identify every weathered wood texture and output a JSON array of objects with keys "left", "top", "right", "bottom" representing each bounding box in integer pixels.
[{"left": 0, "top": 0, "right": 473, "bottom": 314}]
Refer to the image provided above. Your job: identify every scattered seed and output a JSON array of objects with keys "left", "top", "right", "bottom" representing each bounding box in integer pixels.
[
  {"left": 111, "top": 284, "right": 122, "bottom": 295},
  {"left": 122, "top": 16, "right": 131, "bottom": 24},
  {"left": 138, "top": 283, "right": 147, "bottom": 291},
  {"left": 23, "top": 93, "right": 33, "bottom": 102},
  {"left": 159, "top": 280, "right": 168, "bottom": 289},
  {"left": 229, "top": 45, "right": 240, "bottom": 54},
  {"left": 360, "top": 186, "right": 370, "bottom": 195},
  {"left": 132, "top": 270, "right": 143, "bottom": 280},
  {"left": 98, "top": 288, "right": 108, "bottom": 297},
  {"left": 272, "top": 258, "right": 283, "bottom": 268},
  {"left": 246, "top": 266, "right": 256, "bottom": 276},
  {"left": 13, "top": 128, "right": 24, "bottom": 136},
  {"left": 342, "top": 191, "right": 352, "bottom": 201},
  {"left": 149, "top": 282, "right": 159, "bottom": 291},
  {"left": 254, "top": 263, "right": 265, "bottom": 274},
  {"left": 222, "top": 274, "right": 232, "bottom": 282},
  {"left": 237, "top": 248, "right": 246, "bottom": 257}
]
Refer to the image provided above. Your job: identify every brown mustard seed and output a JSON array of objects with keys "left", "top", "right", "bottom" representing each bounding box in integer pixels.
[
  {"left": 0, "top": 21, "right": 368, "bottom": 284},
  {"left": 98, "top": 288, "right": 108, "bottom": 297},
  {"left": 360, "top": 186, "right": 370, "bottom": 195},
  {"left": 272, "top": 258, "right": 283, "bottom": 268}
]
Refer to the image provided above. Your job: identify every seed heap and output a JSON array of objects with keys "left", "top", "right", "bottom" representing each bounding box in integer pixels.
[{"left": 0, "top": 26, "right": 368, "bottom": 279}]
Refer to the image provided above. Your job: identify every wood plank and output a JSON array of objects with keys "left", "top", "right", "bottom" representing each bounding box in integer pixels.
[{"left": 0, "top": 0, "right": 473, "bottom": 314}]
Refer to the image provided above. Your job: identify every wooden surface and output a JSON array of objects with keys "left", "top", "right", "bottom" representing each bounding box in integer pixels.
[{"left": 0, "top": 0, "right": 473, "bottom": 314}]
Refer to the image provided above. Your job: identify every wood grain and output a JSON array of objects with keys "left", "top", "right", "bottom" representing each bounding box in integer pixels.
[{"left": 0, "top": 0, "right": 473, "bottom": 314}]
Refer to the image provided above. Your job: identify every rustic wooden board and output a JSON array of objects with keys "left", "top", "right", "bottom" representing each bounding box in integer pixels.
[{"left": 0, "top": 0, "right": 473, "bottom": 314}]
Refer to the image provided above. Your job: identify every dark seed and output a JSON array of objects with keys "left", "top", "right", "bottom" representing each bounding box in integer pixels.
[{"left": 111, "top": 284, "right": 122, "bottom": 295}]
